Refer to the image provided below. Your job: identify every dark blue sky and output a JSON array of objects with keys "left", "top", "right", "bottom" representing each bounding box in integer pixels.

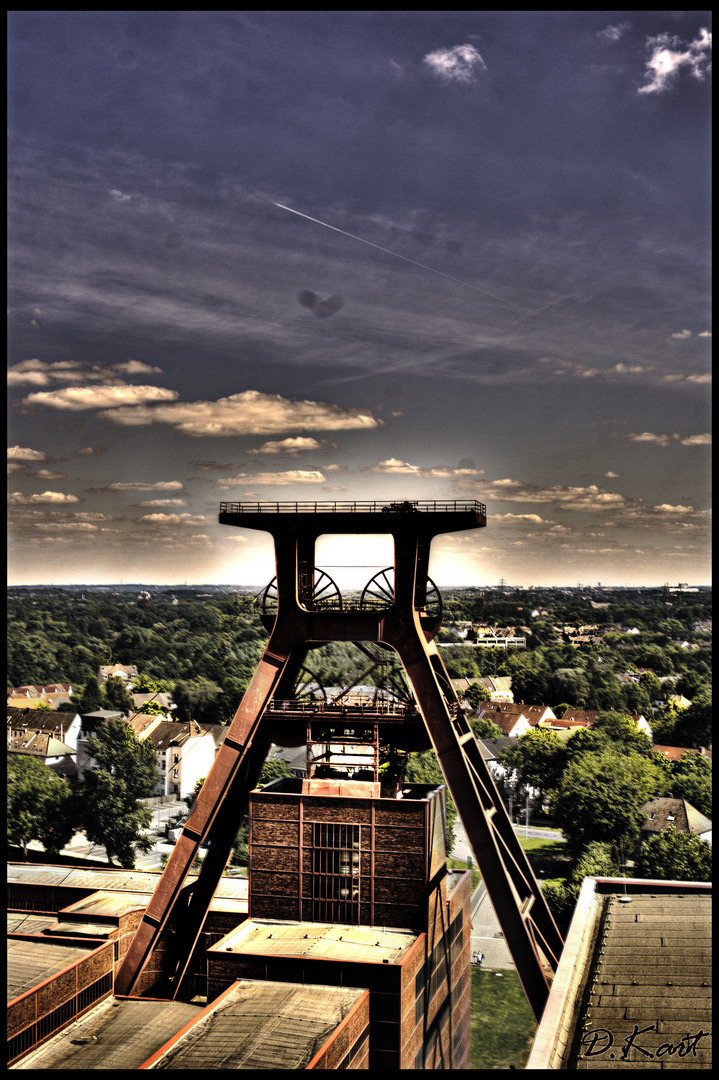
[{"left": 8, "top": 11, "right": 711, "bottom": 585}]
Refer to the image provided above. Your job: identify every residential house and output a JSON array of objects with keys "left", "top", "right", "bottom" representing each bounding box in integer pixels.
[
  {"left": 478, "top": 676, "right": 514, "bottom": 702},
  {"left": 639, "top": 796, "right": 712, "bottom": 845},
  {"left": 98, "top": 664, "right": 139, "bottom": 684},
  {"left": 142, "top": 720, "right": 218, "bottom": 799},
  {"left": 7, "top": 706, "right": 82, "bottom": 754},
  {"left": 652, "top": 745, "right": 712, "bottom": 763},
  {"left": 473, "top": 702, "right": 556, "bottom": 737},
  {"left": 554, "top": 709, "right": 652, "bottom": 740},
  {"left": 130, "top": 691, "right": 174, "bottom": 714},
  {"left": 75, "top": 709, "right": 126, "bottom": 778},
  {"left": 7, "top": 730, "right": 76, "bottom": 777}
]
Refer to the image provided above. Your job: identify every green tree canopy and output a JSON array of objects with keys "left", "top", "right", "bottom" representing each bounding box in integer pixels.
[
  {"left": 548, "top": 746, "right": 669, "bottom": 856},
  {"left": 79, "top": 718, "right": 159, "bottom": 867},
  {"left": 668, "top": 754, "right": 712, "bottom": 817},
  {"left": 636, "top": 828, "right": 712, "bottom": 882},
  {"left": 7, "top": 755, "right": 77, "bottom": 858},
  {"left": 499, "top": 727, "right": 568, "bottom": 792}
]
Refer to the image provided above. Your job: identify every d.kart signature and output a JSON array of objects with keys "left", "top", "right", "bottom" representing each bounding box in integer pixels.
[{"left": 580, "top": 1023, "right": 710, "bottom": 1061}]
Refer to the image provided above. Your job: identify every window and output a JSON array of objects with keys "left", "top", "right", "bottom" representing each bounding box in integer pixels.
[{"left": 312, "top": 822, "right": 360, "bottom": 923}]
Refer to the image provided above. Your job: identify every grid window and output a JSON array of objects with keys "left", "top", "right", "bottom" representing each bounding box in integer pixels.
[{"left": 312, "top": 822, "right": 361, "bottom": 923}]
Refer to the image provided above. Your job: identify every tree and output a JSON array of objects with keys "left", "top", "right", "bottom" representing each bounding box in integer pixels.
[
  {"left": 499, "top": 728, "right": 567, "bottom": 793},
  {"left": 75, "top": 676, "right": 104, "bottom": 713},
  {"left": 672, "top": 687, "right": 711, "bottom": 748},
  {"left": 570, "top": 841, "right": 619, "bottom": 887},
  {"left": 79, "top": 718, "right": 159, "bottom": 867},
  {"left": 7, "top": 755, "right": 77, "bottom": 858},
  {"left": 548, "top": 747, "right": 668, "bottom": 856},
  {"left": 469, "top": 716, "right": 502, "bottom": 739},
  {"left": 405, "top": 750, "right": 456, "bottom": 854},
  {"left": 172, "top": 678, "right": 224, "bottom": 724},
  {"left": 636, "top": 828, "right": 712, "bottom": 882},
  {"left": 669, "top": 754, "right": 712, "bottom": 817},
  {"left": 592, "top": 712, "right": 653, "bottom": 754},
  {"left": 103, "top": 675, "right": 135, "bottom": 715},
  {"left": 464, "top": 682, "right": 490, "bottom": 708}
]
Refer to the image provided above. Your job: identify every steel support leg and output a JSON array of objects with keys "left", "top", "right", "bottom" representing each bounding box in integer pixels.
[
  {"left": 114, "top": 635, "right": 293, "bottom": 997},
  {"left": 395, "top": 628, "right": 563, "bottom": 1023}
]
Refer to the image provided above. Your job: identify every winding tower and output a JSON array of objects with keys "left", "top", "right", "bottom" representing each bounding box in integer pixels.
[{"left": 116, "top": 499, "right": 563, "bottom": 1022}]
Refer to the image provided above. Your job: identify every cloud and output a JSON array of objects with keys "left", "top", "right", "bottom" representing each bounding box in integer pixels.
[
  {"left": 22, "top": 384, "right": 179, "bottom": 411},
  {"left": 113, "top": 360, "right": 163, "bottom": 374},
  {"left": 135, "top": 513, "right": 207, "bottom": 525},
  {"left": 33, "top": 521, "right": 99, "bottom": 531},
  {"left": 248, "top": 437, "right": 323, "bottom": 455},
  {"left": 136, "top": 498, "right": 188, "bottom": 507},
  {"left": 679, "top": 433, "right": 712, "bottom": 446},
  {"left": 110, "top": 189, "right": 132, "bottom": 202},
  {"left": 639, "top": 28, "right": 712, "bottom": 94},
  {"left": 8, "top": 490, "right": 79, "bottom": 505},
  {"left": 105, "top": 481, "right": 184, "bottom": 491},
  {"left": 598, "top": 23, "right": 631, "bottom": 42},
  {"left": 492, "top": 513, "right": 552, "bottom": 524},
  {"left": 698, "top": 331, "right": 712, "bottom": 338},
  {"left": 605, "top": 471, "right": 623, "bottom": 479},
  {"left": 7, "top": 445, "right": 48, "bottom": 461},
  {"left": 423, "top": 44, "right": 487, "bottom": 84},
  {"left": 626, "top": 431, "right": 711, "bottom": 447},
  {"left": 482, "top": 478, "right": 627, "bottom": 511},
  {"left": 613, "top": 363, "right": 650, "bottom": 374},
  {"left": 297, "top": 290, "right": 343, "bottom": 317},
  {"left": 34, "top": 469, "right": 67, "bottom": 480},
  {"left": 366, "top": 458, "right": 483, "bottom": 478},
  {"left": 671, "top": 329, "right": 692, "bottom": 339},
  {"left": 76, "top": 446, "right": 106, "bottom": 456},
  {"left": 95, "top": 390, "right": 381, "bottom": 437},
  {"left": 215, "top": 470, "right": 327, "bottom": 488}
]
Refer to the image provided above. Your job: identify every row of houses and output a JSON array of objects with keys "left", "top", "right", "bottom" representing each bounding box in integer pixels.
[
  {"left": 468, "top": 701, "right": 655, "bottom": 741},
  {"left": 7, "top": 705, "right": 226, "bottom": 801}
]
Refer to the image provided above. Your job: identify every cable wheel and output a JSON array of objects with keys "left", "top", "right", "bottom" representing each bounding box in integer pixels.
[
  {"left": 303, "top": 568, "right": 343, "bottom": 611},
  {"left": 360, "top": 568, "right": 395, "bottom": 611}
]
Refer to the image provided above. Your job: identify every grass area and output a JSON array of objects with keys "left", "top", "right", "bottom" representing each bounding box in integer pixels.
[
  {"left": 470, "top": 967, "right": 537, "bottom": 1069},
  {"left": 517, "top": 837, "right": 569, "bottom": 857}
]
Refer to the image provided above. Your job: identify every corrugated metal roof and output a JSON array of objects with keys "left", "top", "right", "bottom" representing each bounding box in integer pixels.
[
  {"left": 212, "top": 918, "right": 417, "bottom": 965},
  {"left": 8, "top": 938, "right": 103, "bottom": 1003},
  {"left": 570, "top": 893, "right": 712, "bottom": 1068},
  {"left": 62, "top": 891, "right": 148, "bottom": 918},
  {"left": 10, "top": 997, "right": 203, "bottom": 1071},
  {"left": 7, "top": 912, "right": 59, "bottom": 935},
  {"left": 147, "top": 980, "right": 366, "bottom": 1070}
]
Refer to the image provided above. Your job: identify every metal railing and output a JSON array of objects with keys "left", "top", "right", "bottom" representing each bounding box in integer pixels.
[{"left": 219, "top": 499, "right": 486, "bottom": 516}]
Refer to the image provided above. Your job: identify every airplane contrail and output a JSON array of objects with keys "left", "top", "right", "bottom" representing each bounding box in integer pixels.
[{"left": 273, "top": 201, "right": 531, "bottom": 313}]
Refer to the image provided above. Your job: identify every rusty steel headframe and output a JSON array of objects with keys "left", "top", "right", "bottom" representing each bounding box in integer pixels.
[{"left": 115, "top": 500, "right": 563, "bottom": 1021}]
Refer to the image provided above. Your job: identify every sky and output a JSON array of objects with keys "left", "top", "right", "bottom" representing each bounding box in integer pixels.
[{"left": 8, "top": 11, "right": 712, "bottom": 589}]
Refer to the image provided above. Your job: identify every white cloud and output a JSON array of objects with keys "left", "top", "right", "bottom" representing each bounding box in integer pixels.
[
  {"left": 7, "top": 445, "right": 48, "bottom": 461},
  {"left": 605, "top": 471, "right": 623, "bottom": 479},
  {"left": 248, "top": 437, "right": 322, "bottom": 455},
  {"left": 34, "top": 469, "right": 67, "bottom": 480},
  {"left": 367, "top": 458, "right": 482, "bottom": 478},
  {"left": 639, "top": 29, "right": 712, "bottom": 94},
  {"left": 106, "top": 481, "right": 184, "bottom": 491},
  {"left": 33, "top": 521, "right": 98, "bottom": 531},
  {"left": 215, "top": 470, "right": 327, "bottom": 488},
  {"left": 95, "top": 390, "right": 381, "bottom": 437},
  {"left": 483, "top": 478, "right": 627, "bottom": 511},
  {"left": 626, "top": 431, "right": 710, "bottom": 447},
  {"left": 136, "top": 513, "right": 207, "bottom": 525},
  {"left": 423, "top": 44, "right": 487, "bottom": 84},
  {"left": 76, "top": 446, "right": 106, "bottom": 456},
  {"left": 8, "top": 490, "right": 80, "bottom": 505},
  {"left": 113, "top": 360, "right": 163, "bottom": 374},
  {"left": 613, "top": 363, "right": 650, "bottom": 374},
  {"left": 671, "top": 329, "right": 692, "bottom": 339},
  {"left": 698, "top": 331, "right": 712, "bottom": 338},
  {"left": 680, "top": 433, "right": 712, "bottom": 446},
  {"left": 22, "top": 384, "right": 179, "bottom": 411},
  {"left": 110, "top": 189, "right": 132, "bottom": 202},
  {"left": 598, "top": 23, "right": 631, "bottom": 42},
  {"left": 136, "top": 498, "right": 188, "bottom": 507}
]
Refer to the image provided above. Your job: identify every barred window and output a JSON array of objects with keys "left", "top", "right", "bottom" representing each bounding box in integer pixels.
[{"left": 312, "top": 822, "right": 361, "bottom": 923}]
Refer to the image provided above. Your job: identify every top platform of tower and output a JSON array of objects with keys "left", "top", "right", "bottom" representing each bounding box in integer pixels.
[{"left": 219, "top": 499, "right": 487, "bottom": 537}]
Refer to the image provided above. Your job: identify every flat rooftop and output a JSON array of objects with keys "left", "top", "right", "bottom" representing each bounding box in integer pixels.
[
  {"left": 7, "top": 863, "right": 247, "bottom": 906},
  {"left": 528, "top": 878, "right": 712, "bottom": 1069},
  {"left": 8, "top": 937, "right": 105, "bottom": 1003},
  {"left": 211, "top": 919, "right": 418, "bottom": 965},
  {"left": 10, "top": 996, "right": 202, "bottom": 1071},
  {"left": 143, "top": 980, "right": 368, "bottom": 1070}
]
